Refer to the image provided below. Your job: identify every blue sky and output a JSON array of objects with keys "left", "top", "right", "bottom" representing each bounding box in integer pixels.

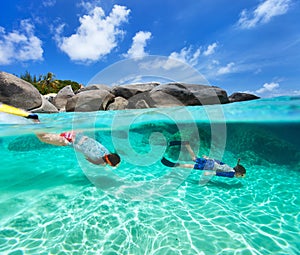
[{"left": 0, "top": 0, "right": 299, "bottom": 97}]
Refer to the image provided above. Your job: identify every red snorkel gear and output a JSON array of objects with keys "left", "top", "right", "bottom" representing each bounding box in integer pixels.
[{"left": 60, "top": 131, "right": 75, "bottom": 143}]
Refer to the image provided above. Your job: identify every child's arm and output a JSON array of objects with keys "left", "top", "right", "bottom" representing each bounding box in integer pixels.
[
  {"left": 85, "top": 157, "right": 105, "bottom": 165},
  {"left": 36, "top": 133, "right": 70, "bottom": 146}
]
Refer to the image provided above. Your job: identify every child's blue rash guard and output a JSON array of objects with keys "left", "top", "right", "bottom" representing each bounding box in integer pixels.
[
  {"left": 193, "top": 158, "right": 221, "bottom": 170},
  {"left": 193, "top": 157, "right": 235, "bottom": 178},
  {"left": 215, "top": 171, "right": 235, "bottom": 178}
]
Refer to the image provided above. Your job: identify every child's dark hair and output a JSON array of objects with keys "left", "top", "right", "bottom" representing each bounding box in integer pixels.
[
  {"left": 106, "top": 153, "right": 121, "bottom": 166},
  {"left": 234, "top": 164, "right": 246, "bottom": 175},
  {"left": 233, "top": 159, "right": 246, "bottom": 176}
]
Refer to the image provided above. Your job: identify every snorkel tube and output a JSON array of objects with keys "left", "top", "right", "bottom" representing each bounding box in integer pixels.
[{"left": 0, "top": 102, "right": 39, "bottom": 121}]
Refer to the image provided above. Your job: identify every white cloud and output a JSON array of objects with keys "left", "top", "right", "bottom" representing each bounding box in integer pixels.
[
  {"left": 138, "top": 54, "right": 197, "bottom": 71},
  {"left": 203, "top": 42, "right": 218, "bottom": 56},
  {"left": 243, "top": 82, "right": 280, "bottom": 97},
  {"left": 237, "top": 0, "right": 292, "bottom": 29},
  {"left": 42, "top": 0, "right": 56, "bottom": 7},
  {"left": 217, "top": 62, "right": 235, "bottom": 75},
  {"left": 0, "top": 20, "right": 43, "bottom": 65},
  {"left": 78, "top": 0, "right": 101, "bottom": 12},
  {"left": 292, "top": 90, "right": 300, "bottom": 95},
  {"left": 138, "top": 43, "right": 217, "bottom": 72},
  {"left": 124, "top": 31, "right": 152, "bottom": 59},
  {"left": 243, "top": 82, "right": 300, "bottom": 97},
  {"left": 256, "top": 82, "right": 279, "bottom": 93},
  {"left": 168, "top": 46, "right": 201, "bottom": 67},
  {"left": 56, "top": 5, "right": 130, "bottom": 62},
  {"left": 165, "top": 42, "right": 218, "bottom": 69}
]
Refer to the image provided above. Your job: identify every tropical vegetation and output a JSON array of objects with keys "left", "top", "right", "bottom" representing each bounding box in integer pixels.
[{"left": 19, "top": 71, "right": 81, "bottom": 95}]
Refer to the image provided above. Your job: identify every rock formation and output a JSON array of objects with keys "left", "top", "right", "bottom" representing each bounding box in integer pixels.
[
  {"left": 229, "top": 92, "right": 260, "bottom": 103},
  {"left": 0, "top": 71, "right": 42, "bottom": 110},
  {"left": 0, "top": 71, "right": 260, "bottom": 113}
]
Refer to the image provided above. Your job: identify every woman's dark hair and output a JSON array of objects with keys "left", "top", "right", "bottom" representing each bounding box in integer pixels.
[{"left": 106, "top": 153, "right": 121, "bottom": 166}]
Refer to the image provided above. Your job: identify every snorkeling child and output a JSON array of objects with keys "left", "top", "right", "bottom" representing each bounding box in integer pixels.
[
  {"left": 36, "top": 131, "right": 120, "bottom": 167},
  {"left": 0, "top": 104, "right": 120, "bottom": 166},
  {"left": 161, "top": 141, "right": 246, "bottom": 178}
]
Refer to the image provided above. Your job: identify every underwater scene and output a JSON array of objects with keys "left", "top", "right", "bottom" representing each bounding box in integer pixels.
[{"left": 0, "top": 96, "right": 299, "bottom": 254}]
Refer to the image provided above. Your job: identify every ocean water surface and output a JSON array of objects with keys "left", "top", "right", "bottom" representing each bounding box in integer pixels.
[{"left": 0, "top": 96, "right": 299, "bottom": 254}]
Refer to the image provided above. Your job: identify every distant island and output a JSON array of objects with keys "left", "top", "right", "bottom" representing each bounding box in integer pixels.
[{"left": 0, "top": 71, "right": 260, "bottom": 113}]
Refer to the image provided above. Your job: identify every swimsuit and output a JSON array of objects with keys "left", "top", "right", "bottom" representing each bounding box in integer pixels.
[
  {"left": 60, "top": 132, "right": 109, "bottom": 163},
  {"left": 193, "top": 158, "right": 224, "bottom": 170},
  {"left": 215, "top": 171, "right": 235, "bottom": 178},
  {"left": 60, "top": 131, "right": 75, "bottom": 142},
  {"left": 194, "top": 157, "right": 235, "bottom": 178}
]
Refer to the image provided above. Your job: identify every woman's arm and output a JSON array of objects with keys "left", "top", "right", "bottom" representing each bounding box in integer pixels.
[
  {"left": 179, "top": 163, "right": 196, "bottom": 168},
  {"left": 36, "top": 133, "right": 70, "bottom": 146},
  {"left": 203, "top": 171, "right": 217, "bottom": 176},
  {"left": 161, "top": 157, "right": 194, "bottom": 168},
  {"left": 184, "top": 143, "right": 197, "bottom": 161}
]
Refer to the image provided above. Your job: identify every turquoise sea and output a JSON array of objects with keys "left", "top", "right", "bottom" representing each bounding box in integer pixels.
[{"left": 0, "top": 96, "right": 299, "bottom": 255}]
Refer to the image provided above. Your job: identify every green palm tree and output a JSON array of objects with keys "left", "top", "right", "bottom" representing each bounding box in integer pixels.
[{"left": 40, "top": 72, "right": 56, "bottom": 94}]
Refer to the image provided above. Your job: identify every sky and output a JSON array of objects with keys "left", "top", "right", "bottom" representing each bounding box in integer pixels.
[{"left": 0, "top": 0, "right": 299, "bottom": 97}]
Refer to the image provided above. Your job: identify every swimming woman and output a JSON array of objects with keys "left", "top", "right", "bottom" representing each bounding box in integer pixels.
[{"left": 161, "top": 141, "right": 246, "bottom": 178}]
